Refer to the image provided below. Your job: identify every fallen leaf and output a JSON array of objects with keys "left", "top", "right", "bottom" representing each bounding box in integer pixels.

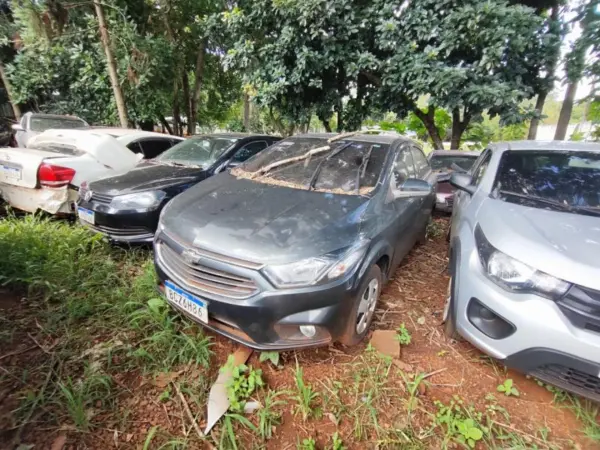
[
  {"left": 154, "top": 371, "right": 181, "bottom": 388},
  {"left": 243, "top": 401, "right": 261, "bottom": 414},
  {"left": 417, "top": 316, "right": 426, "bottom": 325},
  {"left": 51, "top": 435, "right": 68, "bottom": 450},
  {"left": 392, "top": 359, "right": 414, "bottom": 372}
]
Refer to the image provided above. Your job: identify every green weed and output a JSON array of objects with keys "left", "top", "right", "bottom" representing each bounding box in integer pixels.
[
  {"left": 257, "top": 390, "right": 287, "bottom": 440},
  {"left": 293, "top": 362, "right": 320, "bottom": 420},
  {"left": 496, "top": 379, "right": 519, "bottom": 397},
  {"left": 223, "top": 356, "right": 264, "bottom": 413},
  {"left": 259, "top": 351, "right": 280, "bottom": 367},
  {"left": 434, "top": 397, "right": 487, "bottom": 449},
  {"left": 330, "top": 432, "right": 346, "bottom": 450},
  {"left": 298, "top": 437, "right": 317, "bottom": 450},
  {"left": 395, "top": 323, "right": 411, "bottom": 346}
]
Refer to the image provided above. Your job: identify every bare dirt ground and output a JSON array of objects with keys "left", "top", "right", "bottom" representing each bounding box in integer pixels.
[{"left": 0, "top": 217, "right": 598, "bottom": 449}]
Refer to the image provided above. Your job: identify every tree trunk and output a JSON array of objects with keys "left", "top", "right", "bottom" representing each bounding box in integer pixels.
[
  {"left": 336, "top": 101, "right": 343, "bottom": 132},
  {"left": 0, "top": 60, "right": 20, "bottom": 120},
  {"left": 182, "top": 71, "right": 191, "bottom": 136},
  {"left": 413, "top": 106, "right": 444, "bottom": 149},
  {"left": 159, "top": 115, "right": 174, "bottom": 135},
  {"left": 172, "top": 77, "right": 181, "bottom": 136},
  {"left": 528, "top": 92, "right": 547, "bottom": 140},
  {"left": 93, "top": 0, "right": 128, "bottom": 128},
  {"left": 321, "top": 119, "right": 332, "bottom": 132},
  {"left": 450, "top": 107, "right": 470, "bottom": 149},
  {"left": 528, "top": 6, "right": 560, "bottom": 140},
  {"left": 554, "top": 81, "right": 578, "bottom": 140},
  {"left": 243, "top": 93, "right": 250, "bottom": 131},
  {"left": 189, "top": 41, "right": 206, "bottom": 136}
]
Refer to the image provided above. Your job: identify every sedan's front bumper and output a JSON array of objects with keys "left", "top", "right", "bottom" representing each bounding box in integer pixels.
[
  {"left": 77, "top": 198, "right": 160, "bottom": 243},
  {"left": 454, "top": 243, "right": 600, "bottom": 401},
  {"left": 153, "top": 232, "right": 365, "bottom": 350}
]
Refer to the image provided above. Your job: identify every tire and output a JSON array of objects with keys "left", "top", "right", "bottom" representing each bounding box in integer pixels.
[
  {"left": 443, "top": 265, "right": 462, "bottom": 341},
  {"left": 339, "top": 265, "right": 382, "bottom": 347}
]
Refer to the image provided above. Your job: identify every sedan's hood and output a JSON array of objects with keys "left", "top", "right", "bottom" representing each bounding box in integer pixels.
[
  {"left": 161, "top": 173, "right": 371, "bottom": 265},
  {"left": 479, "top": 199, "right": 600, "bottom": 290},
  {"left": 89, "top": 163, "right": 205, "bottom": 195}
]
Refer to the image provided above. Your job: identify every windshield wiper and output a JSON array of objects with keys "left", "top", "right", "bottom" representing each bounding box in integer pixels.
[
  {"left": 355, "top": 145, "right": 374, "bottom": 194},
  {"left": 307, "top": 142, "right": 354, "bottom": 191},
  {"left": 498, "top": 190, "right": 600, "bottom": 216}
]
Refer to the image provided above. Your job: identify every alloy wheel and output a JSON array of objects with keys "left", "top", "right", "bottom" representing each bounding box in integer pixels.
[{"left": 356, "top": 278, "right": 379, "bottom": 334}]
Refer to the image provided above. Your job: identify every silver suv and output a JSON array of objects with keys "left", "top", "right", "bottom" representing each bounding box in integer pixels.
[{"left": 446, "top": 141, "right": 600, "bottom": 402}]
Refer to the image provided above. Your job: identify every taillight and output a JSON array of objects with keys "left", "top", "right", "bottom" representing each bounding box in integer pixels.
[{"left": 38, "top": 163, "right": 75, "bottom": 188}]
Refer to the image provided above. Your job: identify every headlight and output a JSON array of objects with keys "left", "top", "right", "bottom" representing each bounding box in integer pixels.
[
  {"left": 263, "top": 240, "right": 369, "bottom": 288},
  {"left": 475, "top": 225, "right": 570, "bottom": 299},
  {"left": 110, "top": 190, "right": 166, "bottom": 210}
]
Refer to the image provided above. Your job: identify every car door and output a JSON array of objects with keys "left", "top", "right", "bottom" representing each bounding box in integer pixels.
[
  {"left": 388, "top": 146, "right": 422, "bottom": 270},
  {"left": 450, "top": 148, "right": 493, "bottom": 239},
  {"left": 410, "top": 145, "right": 435, "bottom": 232}
]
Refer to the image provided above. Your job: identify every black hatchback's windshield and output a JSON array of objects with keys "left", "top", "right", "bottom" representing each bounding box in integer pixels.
[
  {"left": 430, "top": 155, "right": 477, "bottom": 171},
  {"left": 494, "top": 150, "right": 600, "bottom": 216},
  {"left": 156, "top": 136, "right": 239, "bottom": 167},
  {"left": 237, "top": 137, "right": 389, "bottom": 194}
]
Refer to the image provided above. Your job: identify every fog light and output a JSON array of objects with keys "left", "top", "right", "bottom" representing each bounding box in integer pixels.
[{"left": 299, "top": 325, "right": 316, "bottom": 338}]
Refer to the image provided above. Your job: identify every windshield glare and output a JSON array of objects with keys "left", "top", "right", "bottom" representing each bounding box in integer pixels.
[
  {"left": 156, "top": 136, "right": 238, "bottom": 167},
  {"left": 30, "top": 117, "right": 88, "bottom": 132},
  {"left": 239, "top": 137, "right": 389, "bottom": 194},
  {"left": 494, "top": 150, "right": 600, "bottom": 214},
  {"left": 430, "top": 155, "right": 477, "bottom": 171}
]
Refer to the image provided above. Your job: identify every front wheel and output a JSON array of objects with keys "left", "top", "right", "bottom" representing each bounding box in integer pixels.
[{"left": 339, "top": 265, "right": 382, "bottom": 346}]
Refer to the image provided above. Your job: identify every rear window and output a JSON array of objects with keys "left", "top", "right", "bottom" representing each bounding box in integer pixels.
[
  {"left": 30, "top": 116, "right": 88, "bottom": 132},
  {"left": 430, "top": 155, "right": 478, "bottom": 171},
  {"left": 235, "top": 137, "right": 390, "bottom": 195}
]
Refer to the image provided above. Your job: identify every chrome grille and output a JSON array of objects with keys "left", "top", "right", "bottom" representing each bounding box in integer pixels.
[
  {"left": 90, "top": 192, "right": 113, "bottom": 205},
  {"left": 158, "top": 243, "right": 259, "bottom": 299},
  {"left": 82, "top": 222, "right": 153, "bottom": 238}
]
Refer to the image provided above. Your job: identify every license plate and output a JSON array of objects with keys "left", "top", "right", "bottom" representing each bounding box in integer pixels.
[
  {"left": 164, "top": 280, "right": 208, "bottom": 324},
  {"left": 77, "top": 207, "right": 95, "bottom": 225},
  {"left": 0, "top": 165, "right": 21, "bottom": 180}
]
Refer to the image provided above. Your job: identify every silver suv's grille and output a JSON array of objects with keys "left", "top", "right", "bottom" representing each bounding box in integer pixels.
[{"left": 157, "top": 242, "right": 259, "bottom": 299}]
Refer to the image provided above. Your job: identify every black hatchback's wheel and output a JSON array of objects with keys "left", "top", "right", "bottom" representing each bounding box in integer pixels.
[{"left": 339, "top": 265, "right": 382, "bottom": 346}]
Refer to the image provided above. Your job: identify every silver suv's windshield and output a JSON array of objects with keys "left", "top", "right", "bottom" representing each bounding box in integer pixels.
[
  {"left": 155, "top": 136, "right": 239, "bottom": 167},
  {"left": 236, "top": 137, "right": 389, "bottom": 194},
  {"left": 493, "top": 150, "right": 600, "bottom": 217}
]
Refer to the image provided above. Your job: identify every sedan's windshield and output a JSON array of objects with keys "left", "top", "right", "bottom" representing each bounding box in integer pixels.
[
  {"left": 493, "top": 150, "right": 600, "bottom": 216},
  {"left": 30, "top": 116, "right": 88, "bottom": 132},
  {"left": 235, "top": 137, "right": 389, "bottom": 195},
  {"left": 155, "top": 136, "right": 238, "bottom": 167},
  {"left": 430, "top": 155, "right": 477, "bottom": 171}
]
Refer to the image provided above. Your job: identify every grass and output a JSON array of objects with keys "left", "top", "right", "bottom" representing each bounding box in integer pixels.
[{"left": 293, "top": 362, "right": 320, "bottom": 420}]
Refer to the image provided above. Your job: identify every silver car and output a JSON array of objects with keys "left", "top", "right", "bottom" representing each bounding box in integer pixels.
[
  {"left": 12, "top": 112, "right": 89, "bottom": 147},
  {"left": 445, "top": 141, "right": 600, "bottom": 402}
]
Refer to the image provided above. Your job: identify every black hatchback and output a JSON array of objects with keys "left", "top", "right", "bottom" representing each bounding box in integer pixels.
[
  {"left": 154, "top": 133, "right": 436, "bottom": 350},
  {"left": 77, "top": 133, "right": 280, "bottom": 243}
]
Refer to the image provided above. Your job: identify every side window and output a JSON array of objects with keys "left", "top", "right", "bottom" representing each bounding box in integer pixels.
[
  {"left": 231, "top": 141, "right": 269, "bottom": 163},
  {"left": 393, "top": 149, "right": 417, "bottom": 187},
  {"left": 410, "top": 147, "right": 430, "bottom": 177},
  {"left": 138, "top": 138, "right": 174, "bottom": 159},
  {"left": 126, "top": 141, "right": 144, "bottom": 154},
  {"left": 472, "top": 150, "right": 492, "bottom": 186}
]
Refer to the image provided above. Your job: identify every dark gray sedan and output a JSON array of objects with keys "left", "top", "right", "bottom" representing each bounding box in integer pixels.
[{"left": 153, "top": 133, "right": 436, "bottom": 350}]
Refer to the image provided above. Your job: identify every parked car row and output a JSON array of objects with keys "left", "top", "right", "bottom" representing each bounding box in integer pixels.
[{"left": 1, "top": 128, "right": 598, "bottom": 403}]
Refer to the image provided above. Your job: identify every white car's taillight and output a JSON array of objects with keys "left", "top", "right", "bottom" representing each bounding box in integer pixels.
[{"left": 38, "top": 163, "right": 75, "bottom": 188}]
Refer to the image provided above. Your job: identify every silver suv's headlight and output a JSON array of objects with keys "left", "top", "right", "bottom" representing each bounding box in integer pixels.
[
  {"left": 474, "top": 225, "right": 570, "bottom": 299},
  {"left": 110, "top": 191, "right": 166, "bottom": 210},
  {"left": 263, "top": 240, "right": 369, "bottom": 288}
]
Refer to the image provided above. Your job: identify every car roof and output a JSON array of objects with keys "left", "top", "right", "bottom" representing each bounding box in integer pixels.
[
  {"left": 429, "top": 150, "right": 480, "bottom": 157},
  {"left": 293, "top": 132, "right": 415, "bottom": 145},
  {"left": 89, "top": 127, "right": 180, "bottom": 139},
  {"left": 492, "top": 140, "right": 600, "bottom": 153},
  {"left": 26, "top": 113, "right": 85, "bottom": 121},
  {"left": 191, "top": 133, "right": 276, "bottom": 140}
]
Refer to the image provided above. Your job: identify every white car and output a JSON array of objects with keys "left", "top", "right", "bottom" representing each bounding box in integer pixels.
[{"left": 0, "top": 128, "right": 183, "bottom": 215}]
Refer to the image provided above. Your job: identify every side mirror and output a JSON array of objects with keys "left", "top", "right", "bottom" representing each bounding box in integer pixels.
[
  {"left": 450, "top": 172, "right": 475, "bottom": 195},
  {"left": 11, "top": 124, "right": 24, "bottom": 132},
  {"left": 227, "top": 160, "right": 241, "bottom": 169},
  {"left": 393, "top": 178, "right": 432, "bottom": 199}
]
